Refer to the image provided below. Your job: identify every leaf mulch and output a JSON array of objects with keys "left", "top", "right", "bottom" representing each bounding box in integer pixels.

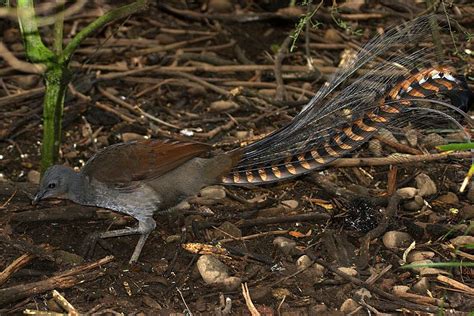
[{"left": 1, "top": 1, "right": 473, "bottom": 314}]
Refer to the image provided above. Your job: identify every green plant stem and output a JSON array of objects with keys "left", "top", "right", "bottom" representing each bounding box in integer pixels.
[
  {"left": 61, "top": 0, "right": 148, "bottom": 63},
  {"left": 53, "top": 1, "right": 65, "bottom": 55},
  {"left": 16, "top": 0, "right": 55, "bottom": 65},
  {"left": 41, "top": 66, "right": 70, "bottom": 172},
  {"left": 437, "top": 143, "right": 474, "bottom": 151}
]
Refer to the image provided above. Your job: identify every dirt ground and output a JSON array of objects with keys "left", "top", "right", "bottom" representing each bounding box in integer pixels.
[{"left": 1, "top": 1, "right": 474, "bottom": 315}]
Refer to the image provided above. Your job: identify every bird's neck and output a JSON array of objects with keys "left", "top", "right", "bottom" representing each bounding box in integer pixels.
[{"left": 66, "top": 173, "right": 94, "bottom": 206}]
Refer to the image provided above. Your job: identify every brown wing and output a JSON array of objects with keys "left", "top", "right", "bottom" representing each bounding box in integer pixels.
[{"left": 81, "top": 139, "right": 211, "bottom": 185}]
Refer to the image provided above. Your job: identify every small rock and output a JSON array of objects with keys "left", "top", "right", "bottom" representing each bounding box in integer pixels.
[
  {"left": 407, "top": 251, "right": 435, "bottom": 263},
  {"left": 337, "top": 267, "right": 358, "bottom": 278},
  {"left": 383, "top": 231, "right": 413, "bottom": 249},
  {"left": 221, "top": 276, "right": 242, "bottom": 291},
  {"left": 215, "top": 221, "right": 241, "bottom": 239},
  {"left": 392, "top": 285, "right": 409, "bottom": 295},
  {"left": 208, "top": 0, "right": 233, "bottom": 12},
  {"left": 296, "top": 255, "right": 313, "bottom": 270},
  {"left": 197, "top": 255, "right": 230, "bottom": 285},
  {"left": 450, "top": 235, "right": 474, "bottom": 247},
  {"left": 436, "top": 192, "right": 459, "bottom": 204},
  {"left": 250, "top": 286, "right": 272, "bottom": 303},
  {"left": 121, "top": 132, "right": 144, "bottom": 142},
  {"left": 273, "top": 237, "right": 297, "bottom": 256},
  {"left": 200, "top": 185, "right": 226, "bottom": 200},
  {"left": 422, "top": 133, "right": 447, "bottom": 148},
  {"left": 368, "top": 139, "right": 382, "bottom": 157},
  {"left": 28, "top": 170, "right": 40, "bottom": 184},
  {"left": 324, "top": 28, "right": 343, "bottom": 43},
  {"left": 415, "top": 173, "right": 437, "bottom": 197},
  {"left": 460, "top": 204, "right": 474, "bottom": 220},
  {"left": 209, "top": 100, "right": 238, "bottom": 112},
  {"left": 187, "top": 86, "right": 207, "bottom": 96},
  {"left": 403, "top": 195, "right": 425, "bottom": 212},
  {"left": 234, "top": 131, "right": 251, "bottom": 140},
  {"left": 281, "top": 199, "right": 298, "bottom": 209},
  {"left": 397, "top": 187, "right": 419, "bottom": 199},
  {"left": 340, "top": 298, "right": 359, "bottom": 313},
  {"left": 467, "top": 183, "right": 474, "bottom": 203},
  {"left": 412, "top": 277, "right": 430, "bottom": 294},
  {"left": 405, "top": 129, "right": 418, "bottom": 147}
]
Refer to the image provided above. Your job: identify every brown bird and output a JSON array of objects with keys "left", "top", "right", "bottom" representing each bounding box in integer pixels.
[{"left": 33, "top": 15, "right": 473, "bottom": 263}]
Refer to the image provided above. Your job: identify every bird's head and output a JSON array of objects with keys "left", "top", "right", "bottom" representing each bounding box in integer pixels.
[{"left": 33, "top": 165, "right": 78, "bottom": 204}]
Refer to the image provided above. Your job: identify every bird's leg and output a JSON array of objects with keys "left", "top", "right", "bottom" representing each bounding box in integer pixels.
[
  {"left": 82, "top": 217, "right": 156, "bottom": 263},
  {"left": 97, "top": 217, "right": 156, "bottom": 264}
]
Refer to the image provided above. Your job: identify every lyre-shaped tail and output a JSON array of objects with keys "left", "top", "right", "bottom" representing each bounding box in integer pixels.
[{"left": 221, "top": 66, "right": 472, "bottom": 185}]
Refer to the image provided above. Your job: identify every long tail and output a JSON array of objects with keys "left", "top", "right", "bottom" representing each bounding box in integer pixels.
[{"left": 221, "top": 15, "right": 473, "bottom": 185}]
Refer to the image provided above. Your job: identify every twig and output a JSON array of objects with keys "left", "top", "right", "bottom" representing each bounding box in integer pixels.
[
  {"left": 0, "top": 256, "right": 114, "bottom": 305},
  {"left": 0, "top": 253, "right": 35, "bottom": 286},
  {"left": 242, "top": 283, "right": 260, "bottom": 316},
  {"left": 274, "top": 36, "right": 292, "bottom": 101}
]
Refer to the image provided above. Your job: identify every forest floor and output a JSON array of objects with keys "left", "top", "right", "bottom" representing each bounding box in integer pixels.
[{"left": 1, "top": 1, "right": 474, "bottom": 315}]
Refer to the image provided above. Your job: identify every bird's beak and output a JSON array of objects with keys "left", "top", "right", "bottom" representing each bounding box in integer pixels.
[{"left": 32, "top": 191, "right": 43, "bottom": 205}]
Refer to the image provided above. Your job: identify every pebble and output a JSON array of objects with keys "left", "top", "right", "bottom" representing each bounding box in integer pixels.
[
  {"left": 340, "top": 299, "right": 360, "bottom": 313},
  {"left": 234, "top": 131, "right": 251, "bottom": 139},
  {"left": 405, "top": 129, "right": 418, "bottom": 147},
  {"left": 406, "top": 251, "right": 435, "bottom": 263},
  {"left": 396, "top": 187, "right": 419, "bottom": 199},
  {"left": 412, "top": 277, "right": 430, "bottom": 294},
  {"left": 200, "top": 185, "right": 226, "bottom": 200},
  {"left": 209, "top": 100, "right": 238, "bottom": 112},
  {"left": 27, "top": 170, "right": 40, "bottom": 184},
  {"left": 450, "top": 235, "right": 474, "bottom": 247},
  {"left": 250, "top": 286, "right": 272, "bottom": 303},
  {"left": 165, "top": 235, "right": 181, "bottom": 243},
  {"left": 53, "top": 250, "right": 84, "bottom": 265},
  {"left": 281, "top": 199, "right": 298, "bottom": 209},
  {"left": 382, "top": 231, "right": 413, "bottom": 249},
  {"left": 337, "top": 267, "right": 358, "bottom": 278},
  {"left": 197, "top": 255, "right": 230, "bottom": 285},
  {"left": 467, "top": 183, "right": 474, "bottom": 203},
  {"left": 221, "top": 276, "right": 242, "bottom": 291},
  {"left": 272, "top": 288, "right": 291, "bottom": 300},
  {"left": 415, "top": 173, "right": 437, "bottom": 197},
  {"left": 208, "top": 0, "right": 233, "bottom": 12},
  {"left": 460, "top": 204, "right": 474, "bottom": 220},
  {"left": 403, "top": 195, "right": 425, "bottom": 212},
  {"left": 121, "top": 132, "right": 144, "bottom": 142},
  {"left": 368, "top": 138, "right": 382, "bottom": 157},
  {"left": 296, "top": 255, "right": 313, "bottom": 270},
  {"left": 436, "top": 192, "right": 459, "bottom": 204},
  {"left": 273, "top": 237, "right": 297, "bottom": 256},
  {"left": 324, "top": 28, "right": 343, "bottom": 43},
  {"left": 392, "top": 285, "right": 409, "bottom": 295},
  {"left": 422, "top": 133, "right": 447, "bottom": 148}
]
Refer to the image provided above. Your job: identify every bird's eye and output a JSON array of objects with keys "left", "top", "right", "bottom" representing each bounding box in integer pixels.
[{"left": 48, "top": 183, "right": 56, "bottom": 189}]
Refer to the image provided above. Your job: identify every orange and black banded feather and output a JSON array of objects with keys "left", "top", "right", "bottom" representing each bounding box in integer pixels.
[{"left": 221, "top": 66, "right": 467, "bottom": 185}]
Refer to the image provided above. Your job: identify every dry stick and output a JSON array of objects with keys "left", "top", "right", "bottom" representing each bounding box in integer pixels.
[
  {"left": 236, "top": 212, "right": 330, "bottom": 228},
  {"left": 221, "top": 81, "right": 315, "bottom": 98},
  {"left": 274, "top": 36, "right": 292, "bottom": 101},
  {"left": 0, "top": 253, "right": 35, "bottom": 287},
  {"left": 97, "top": 65, "right": 339, "bottom": 81},
  {"left": 327, "top": 151, "right": 473, "bottom": 168},
  {"left": 0, "top": 256, "right": 114, "bottom": 306},
  {"left": 94, "top": 101, "right": 135, "bottom": 123},
  {"left": 130, "top": 35, "right": 215, "bottom": 56},
  {"left": 195, "top": 120, "right": 235, "bottom": 139},
  {"left": 0, "top": 87, "right": 45, "bottom": 107},
  {"left": 437, "top": 275, "right": 474, "bottom": 295},
  {"left": 374, "top": 134, "right": 423, "bottom": 155},
  {"left": 311, "top": 257, "right": 440, "bottom": 313}
]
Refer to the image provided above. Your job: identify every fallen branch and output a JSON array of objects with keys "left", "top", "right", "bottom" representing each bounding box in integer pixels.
[{"left": 0, "top": 256, "right": 114, "bottom": 305}]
